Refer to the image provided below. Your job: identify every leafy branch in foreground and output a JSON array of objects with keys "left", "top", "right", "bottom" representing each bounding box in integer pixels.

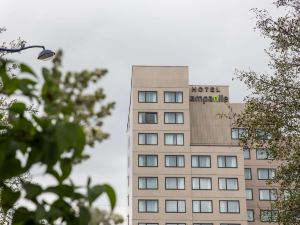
[
  {"left": 0, "top": 50, "right": 117, "bottom": 225},
  {"left": 235, "top": 1, "right": 300, "bottom": 224}
]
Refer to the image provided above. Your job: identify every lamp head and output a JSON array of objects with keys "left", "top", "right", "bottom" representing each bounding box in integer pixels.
[{"left": 37, "top": 49, "right": 55, "bottom": 61}]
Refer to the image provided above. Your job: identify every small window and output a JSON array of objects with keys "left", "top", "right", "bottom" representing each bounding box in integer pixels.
[
  {"left": 138, "top": 200, "right": 158, "bottom": 213},
  {"left": 165, "top": 177, "right": 185, "bottom": 190},
  {"left": 244, "top": 168, "right": 252, "bottom": 180},
  {"left": 218, "top": 178, "right": 238, "bottom": 190},
  {"left": 165, "top": 200, "right": 186, "bottom": 213},
  {"left": 138, "top": 155, "right": 158, "bottom": 167},
  {"left": 139, "top": 223, "right": 158, "bottom": 225},
  {"left": 138, "top": 112, "right": 158, "bottom": 124},
  {"left": 138, "top": 177, "right": 158, "bottom": 190},
  {"left": 192, "top": 177, "right": 212, "bottom": 190},
  {"left": 191, "top": 155, "right": 211, "bottom": 168},
  {"left": 247, "top": 209, "right": 255, "bottom": 222},
  {"left": 192, "top": 200, "right": 213, "bottom": 213},
  {"left": 256, "top": 148, "right": 274, "bottom": 160},
  {"left": 221, "top": 224, "right": 241, "bottom": 225},
  {"left": 259, "top": 189, "right": 277, "bottom": 201},
  {"left": 164, "top": 91, "right": 183, "bottom": 103},
  {"left": 257, "top": 168, "right": 276, "bottom": 180},
  {"left": 138, "top": 91, "right": 157, "bottom": 103},
  {"left": 165, "top": 133, "right": 184, "bottom": 145},
  {"left": 245, "top": 188, "right": 253, "bottom": 200},
  {"left": 165, "top": 155, "right": 185, "bottom": 167},
  {"left": 243, "top": 147, "right": 250, "bottom": 159},
  {"left": 231, "top": 128, "right": 248, "bottom": 139},
  {"left": 194, "top": 224, "right": 213, "bottom": 225},
  {"left": 260, "top": 210, "right": 278, "bottom": 222},
  {"left": 167, "top": 223, "right": 186, "bottom": 225},
  {"left": 217, "top": 156, "right": 237, "bottom": 168},
  {"left": 219, "top": 200, "right": 240, "bottom": 213},
  {"left": 138, "top": 133, "right": 158, "bottom": 145},
  {"left": 256, "top": 129, "right": 272, "bottom": 140},
  {"left": 164, "top": 112, "right": 184, "bottom": 124}
]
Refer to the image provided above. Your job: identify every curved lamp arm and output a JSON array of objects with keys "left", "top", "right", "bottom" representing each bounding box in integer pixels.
[{"left": 0, "top": 45, "right": 45, "bottom": 53}]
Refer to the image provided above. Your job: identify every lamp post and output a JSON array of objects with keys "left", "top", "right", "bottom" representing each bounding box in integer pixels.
[{"left": 0, "top": 45, "right": 55, "bottom": 61}]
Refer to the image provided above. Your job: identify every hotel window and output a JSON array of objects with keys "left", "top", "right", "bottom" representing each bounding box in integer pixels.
[
  {"left": 165, "top": 200, "right": 186, "bottom": 213},
  {"left": 164, "top": 112, "right": 184, "bottom": 124},
  {"left": 138, "top": 112, "right": 158, "bottom": 124},
  {"left": 247, "top": 209, "right": 255, "bottom": 222},
  {"left": 165, "top": 133, "right": 184, "bottom": 145},
  {"left": 259, "top": 189, "right": 277, "bottom": 201},
  {"left": 244, "top": 168, "right": 252, "bottom": 180},
  {"left": 165, "top": 155, "right": 184, "bottom": 167},
  {"left": 257, "top": 168, "right": 276, "bottom": 180},
  {"left": 221, "top": 224, "right": 240, "bottom": 225},
  {"left": 166, "top": 224, "right": 186, "bottom": 225},
  {"left": 217, "top": 156, "right": 237, "bottom": 168},
  {"left": 192, "top": 177, "right": 212, "bottom": 190},
  {"left": 231, "top": 128, "right": 248, "bottom": 139},
  {"left": 191, "top": 155, "right": 211, "bottom": 168},
  {"left": 245, "top": 188, "right": 253, "bottom": 200},
  {"left": 138, "top": 133, "right": 158, "bottom": 145},
  {"left": 219, "top": 200, "right": 240, "bottom": 213},
  {"left": 138, "top": 91, "right": 157, "bottom": 103},
  {"left": 194, "top": 224, "right": 213, "bottom": 225},
  {"left": 165, "top": 177, "right": 185, "bottom": 190},
  {"left": 138, "top": 200, "right": 158, "bottom": 213},
  {"left": 138, "top": 177, "right": 158, "bottom": 190},
  {"left": 256, "top": 129, "right": 272, "bottom": 140},
  {"left": 260, "top": 210, "right": 278, "bottom": 222},
  {"left": 138, "top": 155, "right": 158, "bottom": 167},
  {"left": 164, "top": 91, "right": 183, "bottom": 103},
  {"left": 139, "top": 224, "right": 158, "bottom": 225},
  {"left": 243, "top": 147, "right": 250, "bottom": 159},
  {"left": 218, "top": 178, "right": 238, "bottom": 190},
  {"left": 192, "top": 200, "right": 213, "bottom": 213},
  {"left": 256, "top": 148, "right": 274, "bottom": 160}
]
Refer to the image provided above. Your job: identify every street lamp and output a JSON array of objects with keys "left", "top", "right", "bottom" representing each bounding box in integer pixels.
[{"left": 0, "top": 45, "right": 55, "bottom": 61}]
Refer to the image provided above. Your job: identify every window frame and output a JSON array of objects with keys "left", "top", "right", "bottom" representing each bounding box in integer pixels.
[
  {"left": 256, "top": 148, "right": 274, "bottom": 160},
  {"left": 138, "top": 91, "right": 157, "bottom": 103},
  {"left": 138, "top": 112, "right": 158, "bottom": 124},
  {"left": 217, "top": 155, "right": 238, "bottom": 168},
  {"left": 192, "top": 177, "right": 212, "bottom": 190},
  {"left": 164, "top": 91, "right": 183, "bottom": 103},
  {"left": 259, "top": 189, "right": 278, "bottom": 201},
  {"left": 192, "top": 200, "right": 213, "bottom": 213},
  {"left": 165, "top": 155, "right": 185, "bottom": 168},
  {"left": 245, "top": 188, "right": 253, "bottom": 200},
  {"left": 165, "top": 177, "right": 185, "bottom": 190},
  {"left": 257, "top": 168, "right": 276, "bottom": 180},
  {"left": 218, "top": 178, "right": 239, "bottom": 191},
  {"left": 191, "top": 155, "right": 211, "bottom": 168},
  {"left": 231, "top": 128, "right": 248, "bottom": 140},
  {"left": 138, "top": 199, "right": 159, "bottom": 213},
  {"left": 164, "top": 112, "right": 184, "bottom": 124},
  {"left": 243, "top": 147, "right": 251, "bottom": 160},
  {"left": 219, "top": 200, "right": 240, "bottom": 214},
  {"left": 244, "top": 168, "right": 252, "bottom": 180},
  {"left": 138, "top": 154, "right": 158, "bottom": 167},
  {"left": 138, "top": 133, "right": 158, "bottom": 145},
  {"left": 139, "top": 223, "right": 159, "bottom": 225},
  {"left": 165, "top": 200, "right": 186, "bottom": 213},
  {"left": 164, "top": 133, "right": 184, "bottom": 146},
  {"left": 260, "top": 210, "right": 278, "bottom": 222},
  {"left": 138, "top": 177, "right": 158, "bottom": 190},
  {"left": 247, "top": 209, "right": 255, "bottom": 222}
]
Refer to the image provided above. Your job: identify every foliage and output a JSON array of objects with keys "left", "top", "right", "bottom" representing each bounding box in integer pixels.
[
  {"left": 234, "top": 1, "right": 300, "bottom": 224},
  {"left": 90, "top": 208, "right": 123, "bottom": 225},
  {"left": 0, "top": 50, "right": 116, "bottom": 225}
]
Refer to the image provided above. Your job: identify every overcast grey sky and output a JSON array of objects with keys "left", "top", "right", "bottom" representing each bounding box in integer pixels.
[{"left": 1, "top": 0, "right": 274, "bottom": 219}]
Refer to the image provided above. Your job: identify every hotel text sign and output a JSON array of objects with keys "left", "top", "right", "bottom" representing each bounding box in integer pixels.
[{"left": 190, "top": 86, "right": 229, "bottom": 104}]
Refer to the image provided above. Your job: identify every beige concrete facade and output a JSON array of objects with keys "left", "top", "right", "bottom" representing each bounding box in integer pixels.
[{"left": 127, "top": 66, "right": 278, "bottom": 225}]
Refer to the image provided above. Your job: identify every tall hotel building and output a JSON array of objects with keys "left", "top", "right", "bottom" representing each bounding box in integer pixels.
[{"left": 127, "top": 66, "right": 279, "bottom": 225}]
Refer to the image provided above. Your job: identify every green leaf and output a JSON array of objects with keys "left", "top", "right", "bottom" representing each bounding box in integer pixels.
[
  {"left": 88, "top": 184, "right": 116, "bottom": 210},
  {"left": 24, "top": 183, "right": 43, "bottom": 201},
  {"left": 9, "top": 102, "right": 26, "bottom": 114},
  {"left": 78, "top": 206, "right": 91, "bottom": 225},
  {"left": 20, "top": 63, "right": 36, "bottom": 77},
  {"left": 0, "top": 187, "right": 20, "bottom": 211},
  {"left": 45, "top": 184, "right": 74, "bottom": 198},
  {"left": 103, "top": 184, "right": 116, "bottom": 210},
  {"left": 60, "top": 158, "right": 72, "bottom": 182}
]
